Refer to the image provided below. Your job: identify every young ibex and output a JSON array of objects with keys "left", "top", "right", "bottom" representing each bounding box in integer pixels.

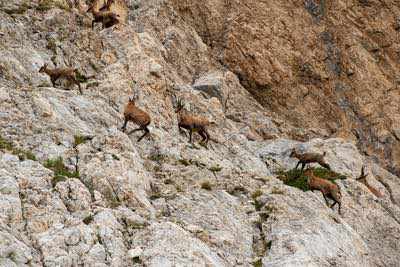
[
  {"left": 39, "top": 63, "right": 83, "bottom": 94},
  {"left": 290, "top": 148, "right": 331, "bottom": 170},
  {"left": 304, "top": 168, "right": 342, "bottom": 214},
  {"left": 356, "top": 166, "right": 383, "bottom": 198},
  {"left": 87, "top": 1, "right": 120, "bottom": 29},
  {"left": 174, "top": 97, "right": 213, "bottom": 146},
  {"left": 121, "top": 93, "right": 151, "bottom": 142}
]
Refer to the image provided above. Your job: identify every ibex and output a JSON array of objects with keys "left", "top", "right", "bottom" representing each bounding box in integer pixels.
[
  {"left": 356, "top": 166, "right": 383, "bottom": 198},
  {"left": 304, "top": 168, "right": 342, "bottom": 214},
  {"left": 39, "top": 63, "right": 83, "bottom": 94},
  {"left": 87, "top": 1, "right": 120, "bottom": 29},
  {"left": 121, "top": 92, "right": 151, "bottom": 142},
  {"left": 290, "top": 148, "right": 331, "bottom": 170},
  {"left": 99, "top": 0, "right": 114, "bottom": 11},
  {"left": 174, "top": 97, "right": 214, "bottom": 146}
]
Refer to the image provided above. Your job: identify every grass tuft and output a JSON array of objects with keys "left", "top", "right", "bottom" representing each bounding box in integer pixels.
[
  {"left": 0, "top": 136, "right": 13, "bottom": 151},
  {"left": 44, "top": 157, "right": 79, "bottom": 187},
  {"left": 251, "top": 189, "right": 263, "bottom": 200},
  {"left": 178, "top": 158, "right": 206, "bottom": 168},
  {"left": 149, "top": 153, "right": 167, "bottom": 163},
  {"left": 4, "top": 2, "right": 30, "bottom": 15},
  {"left": 253, "top": 258, "right": 262, "bottom": 267},
  {"left": 73, "top": 135, "right": 89, "bottom": 148},
  {"left": 277, "top": 167, "right": 346, "bottom": 191},
  {"left": 36, "top": 0, "right": 70, "bottom": 12},
  {"left": 209, "top": 165, "right": 222, "bottom": 173},
  {"left": 178, "top": 158, "right": 191, "bottom": 166},
  {"left": 0, "top": 135, "right": 37, "bottom": 161},
  {"left": 200, "top": 181, "right": 212, "bottom": 191},
  {"left": 83, "top": 215, "right": 94, "bottom": 225}
]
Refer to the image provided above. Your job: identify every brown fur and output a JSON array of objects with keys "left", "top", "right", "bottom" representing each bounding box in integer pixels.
[
  {"left": 105, "top": 0, "right": 128, "bottom": 23},
  {"left": 87, "top": 0, "right": 127, "bottom": 29},
  {"left": 121, "top": 97, "right": 151, "bottom": 142},
  {"left": 87, "top": 6, "right": 120, "bottom": 29},
  {"left": 88, "top": 0, "right": 107, "bottom": 12},
  {"left": 356, "top": 166, "right": 383, "bottom": 198},
  {"left": 39, "top": 64, "right": 82, "bottom": 94},
  {"left": 304, "top": 168, "right": 342, "bottom": 214},
  {"left": 290, "top": 148, "right": 331, "bottom": 170},
  {"left": 99, "top": 0, "right": 114, "bottom": 11},
  {"left": 175, "top": 98, "right": 212, "bottom": 146}
]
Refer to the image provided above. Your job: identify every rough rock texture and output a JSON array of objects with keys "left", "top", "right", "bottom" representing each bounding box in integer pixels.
[
  {"left": 0, "top": 0, "right": 400, "bottom": 266},
  {"left": 170, "top": 0, "right": 400, "bottom": 177}
]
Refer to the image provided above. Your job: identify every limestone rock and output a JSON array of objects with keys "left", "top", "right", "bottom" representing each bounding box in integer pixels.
[{"left": 1, "top": 0, "right": 400, "bottom": 266}]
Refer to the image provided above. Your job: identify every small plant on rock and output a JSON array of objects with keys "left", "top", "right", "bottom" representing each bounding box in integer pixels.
[
  {"left": 44, "top": 157, "right": 79, "bottom": 187},
  {"left": 73, "top": 135, "right": 90, "bottom": 147},
  {"left": 251, "top": 189, "right": 263, "bottom": 200},
  {"left": 209, "top": 165, "right": 222, "bottom": 173},
  {"left": 276, "top": 167, "right": 345, "bottom": 192},
  {"left": 0, "top": 135, "right": 37, "bottom": 161},
  {"left": 200, "top": 181, "right": 212, "bottom": 191},
  {"left": 83, "top": 215, "right": 94, "bottom": 225}
]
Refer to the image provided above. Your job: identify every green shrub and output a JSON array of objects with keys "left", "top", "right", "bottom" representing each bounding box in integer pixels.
[
  {"left": 36, "top": 0, "right": 70, "bottom": 12},
  {"left": 251, "top": 189, "right": 263, "bottom": 200},
  {"left": 312, "top": 167, "right": 346, "bottom": 180},
  {"left": 0, "top": 136, "right": 14, "bottom": 151},
  {"left": 46, "top": 39, "right": 57, "bottom": 53},
  {"left": 253, "top": 258, "right": 262, "bottom": 267},
  {"left": 149, "top": 153, "right": 167, "bottom": 163},
  {"left": 103, "top": 189, "right": 121, "bottom": 208},
  {"left": 4, "top": 2, "right": 30, "bottom": 15},
  {"left": 86, "top": 81, "right": 99, "bottom": 89},
  {"left": 0, "top": 135, "right": 37, "bottom": 161},
  {"left": 178, "top": 158, "right": 191, "bottom": 166},
  {"left": 209, "top": 165, "right": 222, "bottom": 173},
  {"left": 178, "top": 158, "right": 206, "bottom": 168},
  {"left": 83, "top": 215, "right": 94, "bottom": 225},
  {"left": 200, "top": 181, "right": 212, "bottom": 191},
  {"left": 36, "top": 0, "right": 53, "bottom": 11},
  {"left": 277, "top": 167, "right": 346, "bottom": 192},
  {"left": 175, "top": 185, "right": 183, "bottom": 192},
  {"left": 73, "top": 135, "right": 88, "bottom": 147},
  {"left": 44, "top": 157, "right": 79, "bottom": 187},
  {"left": 51, "top": 175, "right": 67, "bottom": 187}
]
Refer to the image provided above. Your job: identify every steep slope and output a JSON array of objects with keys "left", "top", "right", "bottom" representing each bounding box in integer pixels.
[
  {"left": 170, "top": 0, "right": 400, "bottom": 176},
  {"left": 0, "top": 0, "right": 400, "bottom": 266}
]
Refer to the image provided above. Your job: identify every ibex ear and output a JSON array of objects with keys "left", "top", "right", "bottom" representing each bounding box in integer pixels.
[
  {"left": 363, "top": 166, "right": 367, "bottom": 175},
  {"left": 357, "top": 166, "right": 368, "bottom": 180}
]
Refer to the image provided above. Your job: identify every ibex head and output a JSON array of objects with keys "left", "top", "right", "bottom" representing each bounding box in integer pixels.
[
  {"left": 289, "top": 148, "right": 298, "bottom": 158},
  {"left": 171, "top": 93, "right": 185, "bottom": 113},
  {"left": 175, "top": 97, "right": 185, "bottom": 113}
]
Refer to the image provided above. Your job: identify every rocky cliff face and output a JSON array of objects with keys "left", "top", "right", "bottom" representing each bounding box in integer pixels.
[
  {"left": 170, "top": 0, "right": 400, "bottom": 176},
  {"left": 0, "top": 0, "right": 400, "bottom": 266}
]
